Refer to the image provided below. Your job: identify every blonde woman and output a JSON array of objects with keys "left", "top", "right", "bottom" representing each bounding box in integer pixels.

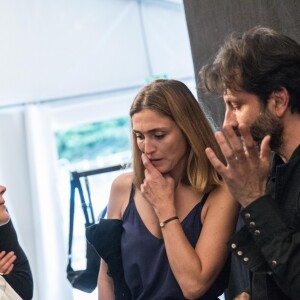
[{"left": 97, "top": 79, "right": 239, "bottom": 299}]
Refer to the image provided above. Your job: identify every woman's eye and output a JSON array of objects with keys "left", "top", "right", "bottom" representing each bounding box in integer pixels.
[
  {"left": 154, "top": 134, "right": 164, "bottom": 140},
  {"left": 135, "top": 134, "right": 144, "bottom": 140}
]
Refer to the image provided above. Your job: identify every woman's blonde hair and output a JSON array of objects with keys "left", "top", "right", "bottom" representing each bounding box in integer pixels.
[{"left": 130, "top": 79, "right": 225, "bottom": 193}]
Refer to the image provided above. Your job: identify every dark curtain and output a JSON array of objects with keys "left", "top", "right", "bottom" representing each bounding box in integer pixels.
[{"left": 183, "top": 0, "right": 300, "bottom": 129}]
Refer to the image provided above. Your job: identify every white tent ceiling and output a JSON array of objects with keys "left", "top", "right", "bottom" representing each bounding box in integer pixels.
[{"left": 0, "top": 0, "right": 194, "bottom": 107}]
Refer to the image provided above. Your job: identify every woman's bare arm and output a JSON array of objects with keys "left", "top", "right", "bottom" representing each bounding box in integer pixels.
[
  {"left": 97, "top": 172, "right": 132, "bottom": 299},
  {"left": 162, "top": 183, "right": 239, "bottom": 299},
  {"left": 98, "top": 260, "right": 114, "bottom": 300}
]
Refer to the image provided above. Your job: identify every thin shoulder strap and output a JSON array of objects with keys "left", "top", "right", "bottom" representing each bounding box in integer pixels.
[
  {"left": 129, "top": 183, "right": 135, "bottom": 202},
  {"left": 201, "top": 192, "right": 210, "bottom": 205}
]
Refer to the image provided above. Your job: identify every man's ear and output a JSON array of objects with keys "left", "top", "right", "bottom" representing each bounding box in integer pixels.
[{"left": 268, "top": 87, "right": 290, "bottom": 117}]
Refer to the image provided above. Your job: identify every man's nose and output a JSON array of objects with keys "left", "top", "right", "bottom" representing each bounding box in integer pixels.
[{"left": 223, "top": 109, "right": 238, "bottom": 128}]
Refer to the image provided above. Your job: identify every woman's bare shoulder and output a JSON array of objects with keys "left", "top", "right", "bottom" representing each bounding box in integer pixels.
[
  {"left": 203, "top": 182, "right": 239, "bottom": 218},
  {"left": 106, "top": 171, "right": 134, "bottom": 218},
  {"left": 200, "top": 182, "right": 239, "bottom": 240},
  {"left": 111, "top": 171, "right": 134, "bottom": 191},
  {"left": 209, "top": 181, "right": 233, "bottom": 202}
]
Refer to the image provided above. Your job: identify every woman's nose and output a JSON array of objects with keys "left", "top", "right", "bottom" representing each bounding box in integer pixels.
[{"left": 143, "top": 138, "right": 155, "bottom": 154}]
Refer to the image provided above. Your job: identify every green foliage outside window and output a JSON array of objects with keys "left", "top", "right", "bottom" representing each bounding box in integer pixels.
[{"left": 55, "top": 117, "right": 131, "bottom": 163}]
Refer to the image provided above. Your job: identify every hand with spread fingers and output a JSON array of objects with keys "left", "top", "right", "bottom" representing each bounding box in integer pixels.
[
  {"left": 205, "top": 124, "right": 271, "bottom": 207},
  {"left": 0, "top": 250, "right": 16, "bottom": 276}
]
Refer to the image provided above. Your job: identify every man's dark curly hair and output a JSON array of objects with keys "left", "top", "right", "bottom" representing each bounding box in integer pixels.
[{"left": 199, "top": 26, "right": 300, "bottom": 113}]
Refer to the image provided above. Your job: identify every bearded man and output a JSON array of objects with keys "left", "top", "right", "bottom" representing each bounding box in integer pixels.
[{"left": 200, "top": 26, "right": 300, "bottom": 300}]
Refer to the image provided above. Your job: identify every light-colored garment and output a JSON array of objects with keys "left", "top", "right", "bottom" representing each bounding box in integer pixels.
[{"left": 0, "top": 276, "right": 22, "bottom": 300}]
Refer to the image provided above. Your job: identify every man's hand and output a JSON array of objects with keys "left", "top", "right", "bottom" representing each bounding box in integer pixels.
[
  {"left": 0, "top": 250, "right": 16, "bottom": 275},
  {"left": 205, "top": 124, "right": 271, "bottom": 207}
]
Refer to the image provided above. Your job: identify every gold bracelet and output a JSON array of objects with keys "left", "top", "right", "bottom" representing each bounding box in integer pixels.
[{"left": 159, "top": 216, "right": 179, "bottom": 228}]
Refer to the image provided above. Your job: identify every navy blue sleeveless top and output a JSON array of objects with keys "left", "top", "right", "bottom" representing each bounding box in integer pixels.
[{"left": 121, "top": 185, "right": 230, "bottom": 299}]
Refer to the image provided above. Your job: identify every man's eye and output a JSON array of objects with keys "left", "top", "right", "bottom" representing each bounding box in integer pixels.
[{"left": 232, "top": 104, "right": 241, "bottom": 110}]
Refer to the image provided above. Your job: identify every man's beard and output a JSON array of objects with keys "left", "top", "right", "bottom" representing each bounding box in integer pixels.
[{"left": 249, "top": 109, "right": 283, "bottom": 152}]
